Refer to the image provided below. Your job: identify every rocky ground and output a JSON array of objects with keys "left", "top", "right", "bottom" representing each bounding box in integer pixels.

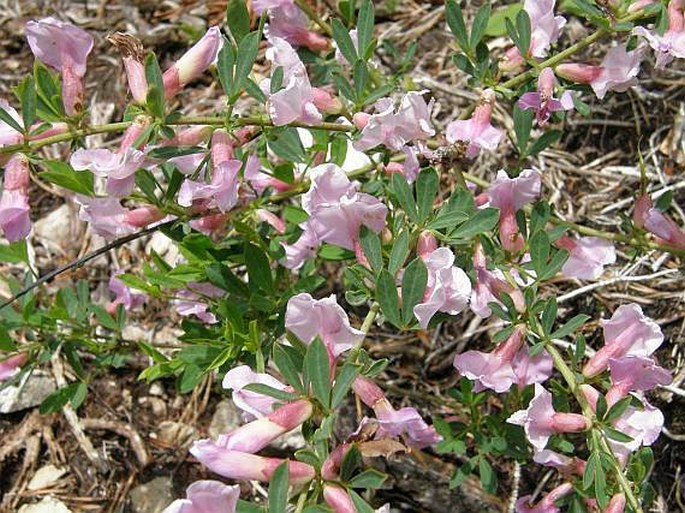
[{"left": 0, "top": 1, "right": 684, "bottom": 512}]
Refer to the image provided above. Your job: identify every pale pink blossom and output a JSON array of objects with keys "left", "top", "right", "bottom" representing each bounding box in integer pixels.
[
  {"left": 243, "top": 154, "right": 292, "bottom": 194},
  {"left": 107, "top": 272, "right": 146, "bottom": 313},
  {"left": 0, "top": 154, "right": 31, "bottom": 242},
  {"left": 556, "top": 235, "right": 616, "bottom": 280},
  {"left": 162, "top": 481, "right": 240, "bottom": 513},
  {"left": 253, "top": 0, "right": 294, "bottom": 15},
  {"left": 525, "top": 0, "right": 566, "bottom": 58},
  {"left": 174, "top": 282, "right": 224, "bottom": 324},
  {"left": 108, "top": 33, "right": 148, "bottom": 103},
  {"left": 168, "top": 153, "right": 207, "bottom": 175},
  {"left": 285, "top": 292, "right": 364, "bottom": 357},
  {"left": 323, "top": 485, "right": 356, "bottom": 513},
  {"left": 0, "top": 99, "right": 23, "bottom": 148},
  {"left": 71, "top": 147, "right": 149, "bottom": 197},
  {"left": 255, "top": 209, "right": 286, "bottom": 234},
  {"left": 606, "top": 356, "right": 671, "bottom": 406},
  {"left": 446, "top": 89, "right": 502, "bottom": 159},
  {"left": 512, "top": 345, "right": 554, "bottom": 389},
  {"left": 507, "top": 384, "right": 589, "bottom": 451},
  {"left": 413, "top": 247, "right": 471, "bottom": 329},
  {"left": 189, "top": 214, "right": 228, "bottom": 234},
  {"left": 486, "top": 169, "right": 541, "bottom": 253},
  {"left": 25, "top": 17, "right": 94, "bottom": 115},
  {"left": 471, "top": 245, "right": 526, "bottom": 318},
  {"left": 76, "top": 196, "right": 134, "bottom": 240},
  {"left": 633, "top": 0, "right": 685, "bottom": 68},
  {"left": 518, "top": 68, "right": 574, "bottom": 126},
  {"left": 222, "top": 365, "right": 290, "bottom": 419},
  {"left": 352, "top": 376, "right": 442, "bottom": 448},
  {"left": 583, "top": 303, "right": 664, "bottom": 377},
  {"left": 610, "top": 401, "right": 664, "bottom": 462},
  {"left": 515, "top": 483, "right": 573, "bottom": 513},
  {"left": 163, "top": 27, "right": 222, "bottom": 99},
  {"left": 265, "top": 4, "right": 329, "bottom": 52},
  {"left": 533, "top": 450, "right": 586, "bottom": 476},
  {"left": 633, "top": 193, "right": 685, "bottom": 248},
  {"left": 282, "top": 222, "right": 321, "bottom": 270},
  {"left": 124, "top": 206, "right": 165, "bottom": 228},
  {"left": 0, "top": 353, "right": 28, "bottom": 381},
  {"left": 354, "top": 92, "right": 435, "bottom": 152},
  {"left": 178, "top": 160, "right": 240, "bottom": 213},
  {"left": 417, "top": 231, "right": 438, "bottom": 259},
  {"left": 605, "top": 494, "right": 626, "bottom": 513}
]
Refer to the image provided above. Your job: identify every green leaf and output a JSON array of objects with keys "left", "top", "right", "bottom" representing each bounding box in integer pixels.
[
  {"left": 40, "top": 383, "right": 88, "bottom": 414},
  {"left": 269, "top": 127, "right": 306, "bottom": 162},
  {"left": 470, "top": 4, "right": 491, "bottom": 49},
  {"left": 445, "top": 0, "right": 470, "bottom": 51},
  {"left": 227, "top": 0, "right": 251, "bottom": 43},
  {"left": 179, "top": 364, "right": 203, "bottom": 393},
  {"left": 135, "top": 169, "right": 160, "bottom": 204},
  {"left": 359, "top": 226, "right": 383, "bottom": 274},
  {"left": 18, "top": 75, "right": 37, "bottom": 130},
  {"left": 244, "top": 383, "right": 299, "bottom": 402},
  {"left": 273, "top": 344, "right": 304, "bottom": 393},
  {"left": 449, "top": 460, "right": 473, "bottom": 488},
  {"left": 340, "top": 444, "right": 362, "bottom": 481},
  {"left": 0, "top": 105, "right": 23, "bottom": 134},
  {"left": 416, "top": 168, "right": 439, "bottom": 223},
  {"left": 332, "top": 362, "right": 360, "bottom": 409},
  {"left": 144, "top": 53, "right": 165, "bottom": 118},
  {"left": 603, "top": 426, "right": 634, "bottom": 443},
  {"left": 486, "top": 4, "right": 522, "bottom": 37},
  {"left": 353, "top": 60, "right": 369, "bottom": 101},
  {"left": 478, "top": 458, "right": 497, "bottom": 494},
  {"left": 304, "top": 338, "right": 331, "bottom": 409},
  {"left": 604, "top": 396, "right": 632, "bottom": 424},
  {"left": 245, "top": 242, "right": 274, "bottom": 293},
  {"left": 401, "top": 257, "right": 428, "bottom": 326},
  {"left": 205, "top": 263, "right": 249, "bottom": 297},
  {"left": 0, "top": 326, "right": 16, "bottom": 351},
  {"left": 41, "top": 161, "right": 95, "bottom": 196},
  {"left": 0, "top": 240, "right": 29, "bottom": 265},
  {"left": 388, "top": 230, "right": 409, "bottom": 276},
  {"left": 527, "top": 130, "right": 562, "bottom": 157},
  {"left": 390, "top": 172, "right": 418, "bottom": 222},
  {"left": 449, "top": 208, "right": 499, "bottom": 240},
  {"left": 541, "top": 298, "right": 558, "bottom": 336},
  {"left": 332, "top": 18, "right": 358, "bottom": 64},
  {"left": 513, "top": 105, "right": 533, "bottom": 156},
  {"left": 530, "top": 230, "right": 550, "bottom": 276},
  {"left": 551, "top": 314, "right": 589, "bottom": 339},
  {"left": 376, "top": 270, "right": 401, "bottom": 328},
  {"left": 268, "top": 461, "right": 289, "bottom": 513},
  {"left": 232, "top": 31, "right": 261, "bottom": 99},
  {"left": 539, "top": 248, "right": 568, "bottom": 281},
  {"left": 217, "top": 37, "right": 236, "bottom": 95},
  {"left": 349, "top": 469, "right": 387, "bottom": 489},
  {"left": 515, "top": 9, "right": 531, "bottom": 56},
  {"left": 357, "top": 0, "right": 375, "bottom": 58}
]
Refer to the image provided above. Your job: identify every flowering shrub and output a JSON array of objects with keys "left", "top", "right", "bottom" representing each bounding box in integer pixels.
[{"left": 0, "top": 0, "right": 683, "bottom": 512}]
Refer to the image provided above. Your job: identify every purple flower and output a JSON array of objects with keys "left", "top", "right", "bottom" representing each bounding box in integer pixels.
[
  {"left": 264, "top": 3, "right": 329, "bottom": 52},
  {"left": 606, "top": 356, "right": 671, "bottom": 406},
  {"left": 633, "top": 0, "right": 685, "bottom": 68},
  {"left": 486, "top": 169, "right": 541, "bottom": 253},
  {"left": 507, "top": 384, "right": 589, "bottom": 451},
  {"left": 470, "top": 245, "right": 526, "bottom": 318},
  {"left": 592, "top": 44, "right": 644, "bottom": 99},
  {"left": 25, "top": 17, "right": 94, "bottom": 115},
  {"left": 583, "top": 303, "right": 664, "bottom": 377},
  {"left": 0, "top": 154, "right": 31, "bottom": 242},
  {"left": 285, "top": 292, "right": 364, "bottom": 358},
  {"left": 525, "top": 0, "right": 566, "bottom": 58},
  {"left": 353, "top": 92, "right": 435, "bottom": 152},
  {"left": 76, "top": 196, "right": 134, "bottom": 240},
  {"left": 413, "top": 247, "right": 471, "bottom": 329},
  {"left": 446, "top": 89, "right": 502, "bottom": 159},
  {"left": 71, "top": 147, "right": 149, "bottom": 197},
  {"left": 557, "top": 235, "right": 616, "bottom": 280},
  {"left": 515, "top": 483, "right": 573, "bottom": 513},
  {"left": 178, "top": 160, "right": 241, "bottom": 213},
  {"left": 222, "top": 365, "right": 290, "bottom": 419},
  {"left": 107, "top": 272, "right": 147, "bottom": 313},
  {"left": 162, "top": 27, "right": 222, "bottom": 99},
  {"left": 174, "top": 283, "right": 224, "bottom": 324},
  {"left": 518, "top": 68, "right": 574, "bottom": 126},
  {"left": 162, "top": 481, "right": 240, "bottom": 513}
]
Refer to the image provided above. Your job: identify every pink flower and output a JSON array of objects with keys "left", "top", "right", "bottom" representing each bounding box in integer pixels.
[
  {"left": 178, "top": 161, "right": 241, "bottom": 213},
  {"left": 533, "top": 450, "right": 586, "bottom": 476},
  {"left": 255, "top": 209, "right": 286, "bottom": 234},
  {"left": 633, "top": 193, "right": 685, "bottom": 248},
  {"left": 0, "top": 353, "right": 28, "bottom": 381},
  {"left": 108, "top": 33, "right": 148, "bottom": 103},
  {"left": 592, "top": 44, "right": 645, "bottom": 99},
  {"left": 470, "top": 245, "right": 526, "bottom": 318},
  {"left": 285, "top": 292, "right": 364, "bottom": 357},
  {"left": 512, "top": 345, "right": 554, "bottom": 389},
  {"left": 583, "top": 303, "right": 664, "bottom": 377},
  {"left": 253, "top": 0, "right": 294, "bottom": 15},
  {"left": 244, "top": 154, "right": 292, "bottom": 194},
  {"left": 282, "top": 222, "right": 320, "bottom": 269},
  {"left": 518, "top": 68, "right": 574, "bottom": 126},
  {"left": 446, "top": 89, "right": 502, "bottom": 159},
  {"left": 262, "top": 37, "right": 322, "bottom": 126},
  {"left": 71, "top": 147, "right": 149, "bottom": 197},
  {"left": 556, "top": 235, "right": 616, "bottom": 280},
  {"left": 525, "top": 0, "right": 566, "bottom": 58},
  {"left": 323, "top": 485, "right": 356, "bottom": 513},
  {"left": 606, "top": 356, "right": 671, "bottom": 406},
  {"left": 189, "top": 444, "right": 315, "bottom": 485},
  {"left": 413, "top": 247, "right": 471, "bottom": 329},
  {"left": 515, "top": 483, "right": 573, "bottom": 513},
  {"left": 352, "top": 376, "right": 442, "bottom": 448},
  {"left": 107, "top": 272, "right": 146, "bottom": 313},
  {"left": 0, "top": 154, "right": 31, "bottom": 242},
  {"left": 25, "top": 17, "right": 94, "bottom": 115},
  {"left": 609, "top": 400, "right": 664, "bottom": 462},
  {"left": 353, "top": 92, "right": 435, "bottom": 152},
  {"left": 265, "top": 4, "right": 329, "bottom": 52},
  {"left": 76, "top": 196, "right": 135, "bottom": 240},
  {"left": 162, "top": 481, "right": 240, "bottom": 513},
  {"left": 0, "top": 99, "right": 23, "bottom": 148},
  {"left": 163, "top": 27, "right": 222, "bottom": 99},
  {"left": 633, "top": 0, "right": 685, "bottom": 68},
  {"left": 174, "top": 282, "right": 224, "bottom": 324},
  {"left": 507, "top": 384, "right": 589, "bottom": 451},
  {"left": 486, "top": 169, "right": 541, "bottom": 253},
  {"left": 222, "top": 365, "right": 290, "bottom": 419},
  {"left": 605, "top": 494, "right": 626, "bottom": 513},
  {"left": 124, "top": 206, "right": 165, "bottom": 228}
]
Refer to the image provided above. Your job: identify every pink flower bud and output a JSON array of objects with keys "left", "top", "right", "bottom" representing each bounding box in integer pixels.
[
  {"left": 313, "top": 88, "right": 343, "bottom": 114},
  {"left": 166, "top": 126, "right": 214, "bottom": 146},
  {"left": 499, "top": 46, "right": 524, "bottom": 73},
  {"left": 0, "top": 154, "right": 31, "bottom": 242},
  {"left": 125, "top": 206, "right": 164, "bottom": 228},
  {"left": 669, "top": 0, "right": 685, "bottom": 31},
  {"left": 255, "top": 209, "right": 286, "bottom": 234},
  {"left": 323, "top": 485, "right": 356, "bottom": 513},
  {"left": 383, "top": 162, "right": 405, "bottom": 177},
  {"left": 605, "top": 493, "right": 626, "bottom": 513},
  {"left": 0, "top": 352, "right": 28, "bottom": 381},
  {"left": 321, "top": 443, "right": 350, "bottom": 480},
  {"left": 555, "top": 63, "right": 602, "bottom": 84},
  {"left": 189, "top": 213, "right": 229, "bottom": 234},
  {"left": 417, "top": 231, "right": 438, "bottom": 259},
  {"left": 353, "top": 112, "right": 371, "bottom": 130},
  {"left": 628, "top": 0, "right": 657, "bottom": 13},
  {"left": 551, "top": 412, "right": 590, "bottom": 433},
  {"left": 28, "top": 122, "right": 69, "bottom": 142},
  {"left": 633, "top": 194, "right": 651, "bottom": 228},
  {"left": 107, "top": 33, "right": 148, "bottom": 103},
  {"left": 352, "top": 376, "right": 386, "bottom": 406},
  {"left": 163, "top": 27, "right": 222, "bottom": 99},
  {"left": 120, "top": 115, "right": 152, "bottom": 151}
]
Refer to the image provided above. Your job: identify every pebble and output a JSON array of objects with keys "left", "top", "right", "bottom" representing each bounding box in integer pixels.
[{"left": 129, "top": 476, "right": 175, "bottom": 513}]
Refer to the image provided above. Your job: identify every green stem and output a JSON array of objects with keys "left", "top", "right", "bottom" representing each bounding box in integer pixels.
[{"left": 295, "top": 0, "right": 333, "bottom": 36}]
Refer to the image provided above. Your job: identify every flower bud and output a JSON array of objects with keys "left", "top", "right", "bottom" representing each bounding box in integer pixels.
[
  {"left": 605, "top": 493, "right": 626, "bottom": 513},
  {"left": 0, "top": 154, "right": 31, "bottom": 242},
  {"left": 120, "top": 115, "right": 152, "bottom": 151},
  {"left": 0, "top": 352, "right": 28, "bottom": 381},
  {"left": 628, "top": 0, "right": 657, "bottom": 13},
  {"left": 166, "top": 125, "right": 214, "bottom": 146},
  {"left": 255, "top": 209, "right": 286, "bottom": 234},
  {"left": 538, "top": 67, "right": 557, "bottom": 101},
  {"left": 312, "top": 88, "right": 343, "bottom": 114},
  {"left": 352, "top": 376, "right": 385, "bottom": 406},
  {"left": 323, "top": 485, "right": 356, "bottom": 513},
  {"left": 107, "top": 33, "right": 148, "bottom": 103},
  {"left": 499, "top": 46, "right": 525, "bottom": 73},
  {"left": 417, "top": 231, "right": 438, "bottom": 259},
  {"left": 211, "top": 129, "right": 234, "bottom": 166},
  {"left": 555, "top": 63, "right": 602, "bottom": 84},
  {"left": 163, "top": 27, "right": 222, "bottom": 99},
  {"left": 125, "top": 206, "right": 164, "bottom": 228},
  {"left": 28, "top": 122, "right": 69, "bottom": 142},
  {"left": 633, "top": 194, "right": 652, "bottom": 228},
  {"left": 551, "top": 412, "right": 590, "bottom": 433},
  {"left": 353, "top": 112, "right": 371, "bottom": 130}
]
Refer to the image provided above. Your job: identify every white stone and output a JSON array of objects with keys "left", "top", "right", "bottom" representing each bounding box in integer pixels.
[
  {"left": 18, "top": 497, "right": 72, "bottom": 513},
  {"left": 27, "top": 465, "right": 68, "bottom": 491}
]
